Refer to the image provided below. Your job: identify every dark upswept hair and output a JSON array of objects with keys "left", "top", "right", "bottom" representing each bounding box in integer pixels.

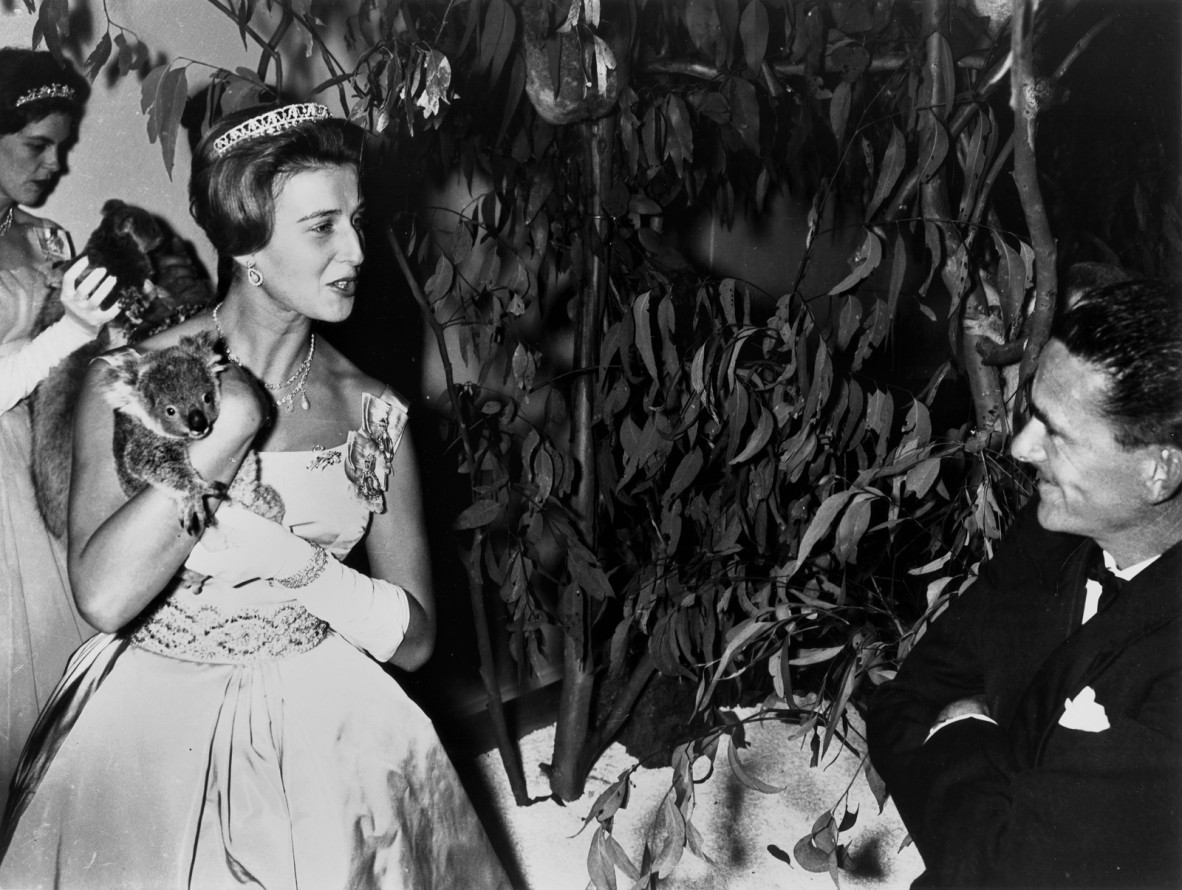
[
  {"left": 188, "top": 104, "right": 359, "bottom": 259},
  {"left": 0, "top": 47, "right": 89, "bottom": 135},
  {"left": 1052, "top": 278, "right": 1182, "bottom": 448}
]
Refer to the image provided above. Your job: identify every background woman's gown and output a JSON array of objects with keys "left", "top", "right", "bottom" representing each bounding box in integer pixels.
[
  {"left": 0, "top": 414, "right": 511, "bottom": 888},
  {"left": 0, "top": 222, "right": 94, "bottom": 821}
]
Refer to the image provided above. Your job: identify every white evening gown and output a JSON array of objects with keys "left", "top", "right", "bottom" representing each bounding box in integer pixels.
[
  {"left": 0, "top": 392, "right": 510, "bottom": 889},
  {"left": 0, "top": 221, "right": 95, "bottom": 821}
]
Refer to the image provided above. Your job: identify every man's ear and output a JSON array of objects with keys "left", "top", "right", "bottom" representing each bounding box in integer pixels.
[{"left": 1147, "top": 445, "right": 1182, "bottom": 503}]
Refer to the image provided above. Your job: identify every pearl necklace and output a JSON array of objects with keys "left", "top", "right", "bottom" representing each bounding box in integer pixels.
[
  {"left": 212, "top": 302, "right": 315, "bottom": 412},
  {"left": 0, "top": 205, "right": 15, "bottom": 237}
]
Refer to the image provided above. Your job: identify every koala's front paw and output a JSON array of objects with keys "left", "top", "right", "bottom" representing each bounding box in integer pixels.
[{"left": 178, "top": 494, "right": 209, "bottom": 536}]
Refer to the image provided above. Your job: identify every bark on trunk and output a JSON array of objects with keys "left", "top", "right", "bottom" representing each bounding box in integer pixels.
[{"left": 549, "top": 115, "right": 616, "bottom": 801}]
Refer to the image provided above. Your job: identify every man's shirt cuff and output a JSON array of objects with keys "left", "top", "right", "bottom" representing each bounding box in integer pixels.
[{"left": 925, "top": 712, "right": 998, "bottom": 743}]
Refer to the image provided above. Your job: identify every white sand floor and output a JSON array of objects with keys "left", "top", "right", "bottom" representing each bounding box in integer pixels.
[{"left": 474, "top": 709, "right": 924, "bottom": 889}]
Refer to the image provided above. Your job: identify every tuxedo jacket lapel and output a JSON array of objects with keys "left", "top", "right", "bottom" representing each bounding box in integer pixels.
[{"left": 1011, "top": 542, "right": 1182, "bottom": 766}]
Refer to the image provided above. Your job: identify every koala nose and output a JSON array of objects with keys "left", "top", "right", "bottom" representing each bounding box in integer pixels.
[{"left": 187, "top": 410, "right": 210, "bottom": 436}]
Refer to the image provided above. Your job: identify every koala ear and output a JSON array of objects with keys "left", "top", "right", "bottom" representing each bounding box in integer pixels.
[
  {"left": 95, "top": 348, "right": 142, "bottom": 410},
  {"left": 181, "top": 330, "right": 229, "bottom": 378}
]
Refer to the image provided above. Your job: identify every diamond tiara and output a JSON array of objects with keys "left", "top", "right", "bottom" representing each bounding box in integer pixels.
[
  {"left": 15, "top": 84, "right": 77, "bottom": 107},
  {"left": 212, "top": 103, "right": 332, "bottom": 157}
]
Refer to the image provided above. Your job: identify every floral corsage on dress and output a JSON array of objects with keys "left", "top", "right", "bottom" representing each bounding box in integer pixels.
[{"left": 343, "top": 392, "right": 408, "bottom": 513}]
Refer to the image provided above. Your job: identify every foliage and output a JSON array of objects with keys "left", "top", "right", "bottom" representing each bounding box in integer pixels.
[{"left": 30, "top": 0, "right": 1161, "bottom": 883}]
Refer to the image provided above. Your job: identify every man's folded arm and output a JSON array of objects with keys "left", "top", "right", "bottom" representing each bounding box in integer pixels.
[{"left": 870, "top": 674, "right": 1182, "bottom": 887}]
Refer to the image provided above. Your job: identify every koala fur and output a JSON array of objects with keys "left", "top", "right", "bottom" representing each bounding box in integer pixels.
[
  {"left": 99, "top": 331, "right": 228, "bottom": 536},
  {"left": 30, "top": 200, "right": 216, "bottom": 538},
  {"left": 33, "top": 199, "right": 164, "bottom": 340}
]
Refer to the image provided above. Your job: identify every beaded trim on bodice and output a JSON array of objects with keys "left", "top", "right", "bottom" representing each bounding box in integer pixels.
[{"left": 129, "top": 596, "right": 329, "bottom": 664}]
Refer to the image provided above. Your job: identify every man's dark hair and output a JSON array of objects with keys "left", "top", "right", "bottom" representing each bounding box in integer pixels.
[{"left": 1052, "top": 278, "right": 1182, "bottom": 448}]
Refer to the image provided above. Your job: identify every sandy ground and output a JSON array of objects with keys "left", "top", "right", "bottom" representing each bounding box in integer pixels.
[{"left": 471, "top": 709, "right": 924, "bottom": 889}]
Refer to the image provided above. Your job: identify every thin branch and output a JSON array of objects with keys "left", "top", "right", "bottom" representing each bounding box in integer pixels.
[
  {"left": 972, "top": 15, "right": 1114, "bottom": 367},
  {"left": 1052, "top": 15, "right": 1115, "bottom": 83},
  {"left": 1010, "top": 0, "right": 1058, "bottom": 386},
  {"left": 966, "top": 134, "right": 1014, "bottom": 252},
  {"left": 201, "top": 0, "right": 286, "bottom": 95},
  {"left": 386, "top": 227, "right": 531, "bottom": 807},
  {"left": 639, "top": 51, "right": 989, "bottom": 82}
]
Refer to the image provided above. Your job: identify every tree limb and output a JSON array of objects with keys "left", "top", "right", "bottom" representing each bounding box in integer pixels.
[
  {"left": 640, "top": 51, "right": 989, "bottom": 83},
  {"left": 386, "top": 228, "right": 531, "bottom": 806},
  {"left": 1010, "top": 0, "right": 1058, "bottom": 386}
]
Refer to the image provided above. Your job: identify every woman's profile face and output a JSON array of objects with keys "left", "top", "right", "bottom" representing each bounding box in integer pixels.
[
  {"left": 248, "top": 164, "right": 364, "bottom": 323},
  {"left": 0, "top": 111, "right": 73, "bottom": 208}
]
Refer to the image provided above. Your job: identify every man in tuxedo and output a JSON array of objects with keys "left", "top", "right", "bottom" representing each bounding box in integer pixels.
[{"left": 867, "top": 278, "right": 1182, "bottom": 887}]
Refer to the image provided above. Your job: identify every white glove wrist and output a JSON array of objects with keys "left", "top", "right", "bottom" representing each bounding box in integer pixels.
[{"left": 271, "top": 545, "right": 330, "bottom": 589}]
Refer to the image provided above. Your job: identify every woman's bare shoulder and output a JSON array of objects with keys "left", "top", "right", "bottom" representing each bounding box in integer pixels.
[
  {"left": 318, "top": 337, "right": 397, "bottom": 404},
  {"left": 15, "top": 207, "right": 60, "bottom": 229},
  {"left": 131, "top": 314, "right": 217, "bottom": 352}
]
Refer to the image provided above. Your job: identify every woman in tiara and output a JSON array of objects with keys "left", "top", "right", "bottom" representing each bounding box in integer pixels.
[
  {"left": 0, "top": 103, "right": 511, "bottom": 888},
  {"left": 0, "top": 47, "right": 119, "bottom": 820}
]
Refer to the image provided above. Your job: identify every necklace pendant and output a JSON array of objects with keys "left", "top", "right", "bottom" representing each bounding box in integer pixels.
[{"left": 300, "top": 392, "right": 311, "bottom": 411}]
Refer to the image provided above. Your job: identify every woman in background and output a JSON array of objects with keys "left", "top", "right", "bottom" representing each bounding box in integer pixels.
[
  {"left": 0, "top": 47, "right": 117, "bottom": 819},
  {"left": 0, "top": 103, "right": 510, "bottom": 888}
]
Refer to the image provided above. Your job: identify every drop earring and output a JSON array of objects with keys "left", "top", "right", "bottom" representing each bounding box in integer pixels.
[{"left": 246, "top": 262, "right": 264, "bottom": 287}]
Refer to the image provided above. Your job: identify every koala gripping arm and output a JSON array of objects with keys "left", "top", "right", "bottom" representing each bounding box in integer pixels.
[
  {"left": 100, "top": 335, "right": 229, "bottom": 535},
  {"left": 114, "top": 418, "right": 227, "bottom": 535}
]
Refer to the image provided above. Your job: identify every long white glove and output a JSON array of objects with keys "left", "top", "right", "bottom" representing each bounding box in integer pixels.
[
  {"left": 185, "top": 505, "right": 411, "bottom": 661},
  {"left": 0, "top": 257, "right": 120, "bottom": 414}
]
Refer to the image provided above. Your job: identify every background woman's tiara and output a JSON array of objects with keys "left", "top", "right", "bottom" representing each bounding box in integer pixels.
[
  {"left": 15, "top": 84, "right": 76, "bottom": 107},
  {"left": 213, "top": 103, "right": 331, "bottom": 157}
]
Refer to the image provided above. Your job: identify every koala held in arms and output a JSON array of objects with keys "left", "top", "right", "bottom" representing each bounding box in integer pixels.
[
  {"left": 31, "top": 199, "right": 217, "bottom": 538},
  {"left": 98, "top": 331, "right": 228, "bottom": 536}
]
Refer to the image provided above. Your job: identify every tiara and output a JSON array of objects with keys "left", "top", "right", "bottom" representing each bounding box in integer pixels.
[
  {"left": 15, "top": 84, "right": 76, "bottom": 107},
  {"left": 212, "top": 103, "right": 331, "bottom": 157}
]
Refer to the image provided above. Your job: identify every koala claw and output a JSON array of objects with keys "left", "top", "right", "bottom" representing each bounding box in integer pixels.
[{"left": 179, "top": 495, "right": 213, "bottom": 537}]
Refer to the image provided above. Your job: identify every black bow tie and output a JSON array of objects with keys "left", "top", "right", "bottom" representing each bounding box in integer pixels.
[{"left": 1086, "top": 547, "right": 1124, "bottom": 611}]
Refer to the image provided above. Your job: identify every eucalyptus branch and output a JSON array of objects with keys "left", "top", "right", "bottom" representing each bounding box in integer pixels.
[
  {"left": 1051, "top": 15, "right": 1115, "bottom": 83},
  {"left": 386, "top": 227, "right": 531, "bottom": 806},
  {"left": 974, "top": 14, "right": 1112, "bottom": 372},
  {"left": 966, "top": 135, "right": 1014, "bottom": 253},
  {"left": 1010, "top": 0, "right": 1058, "bottom": 386},
  {"left": 256, "top": 4, "right": 292, "bottom": 86},
  {"left": 883, "top": 40, "right": 1014, "bottom": 224},
  {"left": 201, "top": 0, "right": 286, "bottom": 95},
  {"left": 639, "top": 51, "right": 988, "bottom": 83},
  {"left": 582, "top": 650, "right": 659, "bottom": 776}
]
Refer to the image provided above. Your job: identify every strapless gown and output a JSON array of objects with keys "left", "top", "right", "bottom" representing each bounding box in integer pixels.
[{"left": 0, "top": 397, "right": 510, "bottom": 889}]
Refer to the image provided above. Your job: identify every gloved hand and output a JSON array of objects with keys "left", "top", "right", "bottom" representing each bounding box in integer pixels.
[
  {"left": 184, "top": 503, "right": 311, "bottom": 586},
  {"left": 60, "top": 256, "right": 121, "bottom": 335},
  {"left": 184, "top": 504, "right": 410, "bottom": 661}
]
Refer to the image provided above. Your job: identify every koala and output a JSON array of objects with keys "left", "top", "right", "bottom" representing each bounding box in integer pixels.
[
  {"left": 30, "top": 200, "right": 216, "bottom": 538},
  {"left": 98, "top": 331, "right": 228, "bottom": 536},
  {"left": 86, "top": 198, "right": 165, "bottom": 333},
  {"left": 33, "top": 199, "right": 164, "bottom": 341}
]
